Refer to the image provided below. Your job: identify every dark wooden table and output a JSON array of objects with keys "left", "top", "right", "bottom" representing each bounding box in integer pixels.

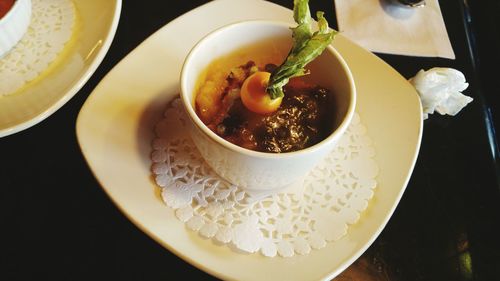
[{"left": 2, "top": 1, "right": 499, "bottom": 280}]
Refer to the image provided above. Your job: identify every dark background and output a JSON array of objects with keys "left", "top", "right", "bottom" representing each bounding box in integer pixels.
[{"left": 1, "top": 1, "right": 499, "bottom": 280}]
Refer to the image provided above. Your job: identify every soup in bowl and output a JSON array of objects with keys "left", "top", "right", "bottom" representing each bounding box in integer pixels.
[{"left": 180, "top": 20, "right": 356, "bottom": 193}]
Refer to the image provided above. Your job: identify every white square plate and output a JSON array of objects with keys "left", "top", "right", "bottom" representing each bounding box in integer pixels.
[{"left": 76, "top": 1, "right": 422, "bottom": 280}]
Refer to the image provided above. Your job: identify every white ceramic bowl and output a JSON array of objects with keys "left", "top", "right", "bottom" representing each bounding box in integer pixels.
[
  {"left": 0, "top": 0, "right": 31, "bottom": 58},
  {"left": 180, "top": 20, "right": 356, "bottom": 194}
]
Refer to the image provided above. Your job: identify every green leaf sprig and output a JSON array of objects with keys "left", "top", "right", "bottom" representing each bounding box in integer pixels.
[{"left": 266, "top": 0, "right": 337, "bottom": 99}]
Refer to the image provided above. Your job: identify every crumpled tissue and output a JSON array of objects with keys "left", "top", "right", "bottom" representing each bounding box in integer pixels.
[{"left": 409, "top": 68, "right": 472, "bottom": 119}]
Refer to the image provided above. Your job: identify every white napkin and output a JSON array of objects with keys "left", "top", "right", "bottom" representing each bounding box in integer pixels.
[
  {"left": 410, "top": 68, "right": 472, "bottom": 119},
  {"left": 334, "top": 0, "right": 455, "bottom": 59}
]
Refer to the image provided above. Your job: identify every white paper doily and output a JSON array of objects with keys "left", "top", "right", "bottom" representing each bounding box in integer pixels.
[
  {"left": 151, "top": 98, "right": 379, "bottom": 258},
  {"left": 0, "top": 0, "right": 76, "bottom": 96}
]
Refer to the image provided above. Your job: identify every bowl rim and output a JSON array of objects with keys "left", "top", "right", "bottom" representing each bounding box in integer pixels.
[
  {"left": 180, "top": 19, "right": 356, "bottom": 159},
  {"left": 0, "top": 0, "right": 28, "bottom": 25}
]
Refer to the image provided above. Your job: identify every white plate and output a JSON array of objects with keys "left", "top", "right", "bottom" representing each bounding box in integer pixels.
[
  {"left": 0, "top": 0, "right": 121, "bottom": 137},
  {"left": 76, "top": 0, "right": 422, "bottom": 280}
]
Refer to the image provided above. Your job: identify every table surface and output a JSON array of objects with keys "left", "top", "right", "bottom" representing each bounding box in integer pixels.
[{"left": 2, "top": 0, "right": 500, "bottom": 280}]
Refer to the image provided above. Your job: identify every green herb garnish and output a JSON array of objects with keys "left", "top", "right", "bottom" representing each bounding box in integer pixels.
[{"left": 266, "top": 0, "right": 337, "bottom": 99}]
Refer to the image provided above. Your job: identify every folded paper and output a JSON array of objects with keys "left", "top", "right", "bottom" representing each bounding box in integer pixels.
[{"left": 335, "top": 0, "right": 455, "bottom": 59}]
